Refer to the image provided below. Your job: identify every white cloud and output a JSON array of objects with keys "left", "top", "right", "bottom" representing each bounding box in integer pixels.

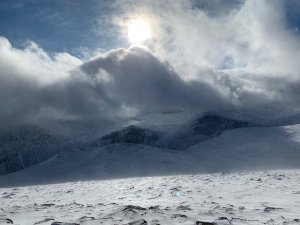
[
  {"left": 116, "top": 0, "right": 300, "bottom": 78},
  {"left": 0, "top": 37, "right": 81, "bottom": 84},
  {"left": 1, "top": 0, "right": 300, "bottom": 128}
]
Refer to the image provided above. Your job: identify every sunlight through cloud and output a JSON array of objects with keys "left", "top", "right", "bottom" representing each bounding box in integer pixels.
[{"left": 127, "top": 19, "right": 152, "bottom": 44}]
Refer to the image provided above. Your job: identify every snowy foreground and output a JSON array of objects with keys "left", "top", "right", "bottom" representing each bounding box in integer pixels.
[{"left": 1, "top": 170, "right": 300, "bottom": 225}]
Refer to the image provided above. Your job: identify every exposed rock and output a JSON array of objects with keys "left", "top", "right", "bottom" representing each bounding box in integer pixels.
[
  {"left": 196, "top": 221, "right": 215, "bottom": 225},
  {"left": 264, "top": 206, "right": 283, "bottom": 213},
  {"left": 171, "top": 214, "right": 188, "bottom": 218},
  {"left": 41, "top": 203, "right": 55, "bottom": 207},
  {"left": 151, "top": 219, "right": 161, "bottom": 225},
  {"left": 148, "top": 205, "right": 160, "bottom": 210},
  {"left": 51, "top": 222, "right": 79, "bottom": 225},
  {"left": 196, "top": 217, "right": 231, "bottom": 225},
  {"left": 0, "top": 218, "right": 13, "bottom": 224},
  {"left": 217, "top": 217, "right": 232, "bottom": 224},
  {"left": 77, "top": 216, "right": 95, "bottom": 222},
  {"left": 34, "top": 218, "right": 54, "bottom": 224},
  {"left": 177, "top": 205, "right": 192, "bottom": 210},
  {"left": 127, "top": 219, "right": 148, "bottom": 225},
  {"left": 96, "top": 126, "right": 161, "bottom": 146},
  {"left": 122, "top": 205, "right": 147, "bottom": 212},
  {"left": 170, "top": 187, "right": 181, "bottom": 191}
]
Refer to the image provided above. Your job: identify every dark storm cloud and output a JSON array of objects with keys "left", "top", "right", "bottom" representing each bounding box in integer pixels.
[
  {"left": 79, "top": 47, "right": 228, "bottom": 113},
  {"left": 0, "top": 38, "right": 229, "bottom": 128}
]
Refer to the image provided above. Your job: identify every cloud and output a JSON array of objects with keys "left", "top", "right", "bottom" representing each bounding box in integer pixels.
[
  {"left": 79, "top": 46, "right": 229, "bottom": 113},
  {"left": 114, "top": 0, "right": 300, "bottom": 102},
  {"left": 0, "top": 37, "right": 81, "bottom": 128},
  {"left": 0, "top": 37, "right": 229, "bottom": 128},
  {"left": 1, "top": 0, "right": 300, "bottom": 129},
  {"left": 117, "top": 0, "right": 300, "bottom": 78}
]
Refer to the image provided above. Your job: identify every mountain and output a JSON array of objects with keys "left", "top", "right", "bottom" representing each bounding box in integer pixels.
[
  {"left": 0, "top": 126, "right": 67, "bottom": 175},
  {"left": 90, "top": 113, "right": 261, "bottom": 150},
  {"left": 161, "top": 113, "right": 261, "bottom": 149},
  {"left": 91, "top": 125, "right": 162, "bottom": 147},
  {"left": 0, "top": 118, "right": 116, "bottom": 176},
  {"left": 1, "top": 107, "right": 300, "bottom": 185}
]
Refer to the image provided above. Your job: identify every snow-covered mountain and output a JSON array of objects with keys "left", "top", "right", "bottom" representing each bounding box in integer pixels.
[
  {"left": 0, "top": 107, "right": 300, "bottom": 186},
  {"left": 90, "top": 113, "right": 262, "bottom": 150},
  {"left": 0, "top": 126, "right": 68, "bottom": 175}
]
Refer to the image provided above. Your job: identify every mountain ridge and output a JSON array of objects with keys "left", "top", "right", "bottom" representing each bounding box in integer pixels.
[{"left": 1, "top": 108, "right": 300, "bottom": 184}]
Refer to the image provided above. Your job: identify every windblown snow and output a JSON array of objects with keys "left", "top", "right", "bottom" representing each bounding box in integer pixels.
[{"left": 1, "top": 170, "right": 300, "bottom": 225}]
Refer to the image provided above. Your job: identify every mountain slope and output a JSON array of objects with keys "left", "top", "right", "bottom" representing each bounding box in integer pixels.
[
  {"left": 1, "top": 124, "right": 300, "bottom": 186},
  {"left": 1, "top": 108, "right": 300, "bottom": 185},
  {"left": 91, "top": 125, "right": 162, "bottom": 147},
  {"left": 90, "top": 113, "right": 261, "bottom": 150},
  {"left": 0, "top": 126, "right": 68, "bottom": 175}
]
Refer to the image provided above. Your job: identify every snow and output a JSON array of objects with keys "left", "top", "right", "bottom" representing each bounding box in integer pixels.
[
  {"left": 1, "top": 123, "right": 300, "bottom": 186},
  {"left": 0, "top": 126, "right": 67, "bottom": 175},
  {"left": 188, "top": 125, "right": 300, "bottom": 171},
  {"left": 1, "top": 108, "right": 300, "bottom": 224},
  {"left": 1, "top": 170, "right": 300, "bottom": 225},
  {"left": 2, "top": 108, "right": 300, "bottom": 177}
]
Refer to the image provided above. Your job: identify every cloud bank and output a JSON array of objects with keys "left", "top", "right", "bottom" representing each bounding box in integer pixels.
[
  {"left": 116, "top": 0, "right": 300, "bottom": 106},
  {"left": 1, "top": 0, "right": 300, "bottom": 129},
  {"left": 0, "top": 38, "right": 228, "bottom": 127}
]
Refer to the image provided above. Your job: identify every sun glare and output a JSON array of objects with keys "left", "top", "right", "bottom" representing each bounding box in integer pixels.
[{"left": 127, "top": 19, "right": 151, "bottom": 44}]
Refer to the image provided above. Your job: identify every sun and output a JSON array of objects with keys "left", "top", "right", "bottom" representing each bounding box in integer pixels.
[{"left": 127, "top": 19, "right": 152, "bottom": 44}]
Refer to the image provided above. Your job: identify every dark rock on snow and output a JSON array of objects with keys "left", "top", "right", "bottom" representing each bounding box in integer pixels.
[
  {"left": 0, "top": 218, "right": 13, "bottom": 224},
  {"left": 51, "top": 222, "right": 80, "bottom": 225},
  {"left": 122, "top": 205, "right": 147, "bottom": 212},
  {"left": 127, "top": 219, "right": 148, "bottom": 225}
]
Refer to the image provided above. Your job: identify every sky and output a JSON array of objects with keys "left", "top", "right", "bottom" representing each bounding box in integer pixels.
[
  {"left": 1, "top": 0, "right": 300, "bottom": 128},
  {"left": 0, "top": 0, "right": 122, "bottom": 56}
]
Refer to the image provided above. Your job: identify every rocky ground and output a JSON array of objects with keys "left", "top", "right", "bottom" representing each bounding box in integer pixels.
[{"left": 1, "top": 169, "right": 300, "bottom": 225}]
